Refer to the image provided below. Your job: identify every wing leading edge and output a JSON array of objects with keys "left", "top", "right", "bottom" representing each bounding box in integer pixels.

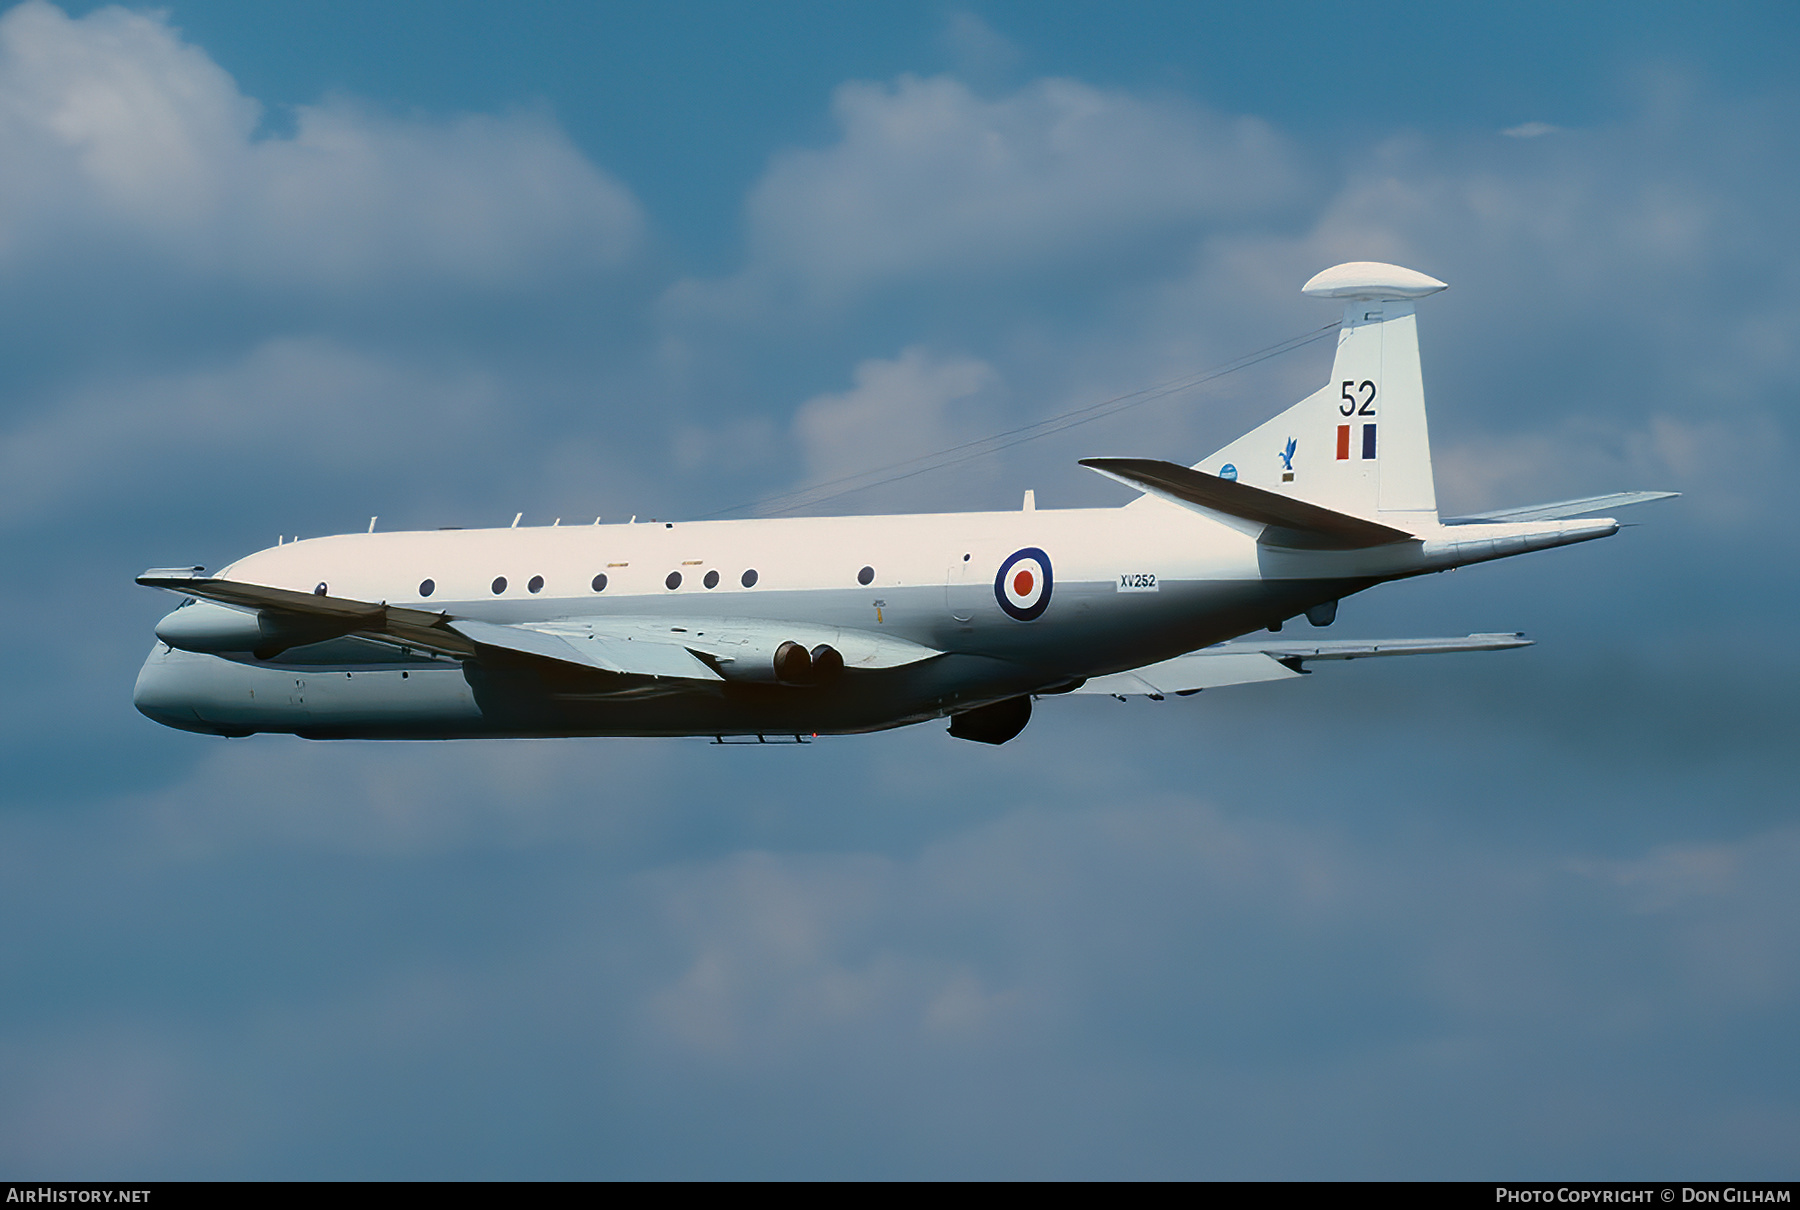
[
  {"left": 138, "top": 570, "right": 476, "bottom": 660},
  {"left": 138, "top": 570, "right": 941, "bottom": 682},
  {"left": 1071, "top": 633, "right": 1532, "bottom": 698}
]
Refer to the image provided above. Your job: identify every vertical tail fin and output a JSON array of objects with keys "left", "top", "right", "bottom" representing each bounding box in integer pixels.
[{"left": 1185, "top": 262, "right": 1446, "bottom": 530}]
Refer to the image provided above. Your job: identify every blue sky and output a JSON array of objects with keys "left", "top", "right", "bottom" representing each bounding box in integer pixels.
[{"left": 2, "top": 0, "right": 1797, "bottom": 1177}]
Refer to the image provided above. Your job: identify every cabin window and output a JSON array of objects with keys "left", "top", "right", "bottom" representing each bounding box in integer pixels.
[
  {"left": 665, "top": 571, "right": 682, "bottom": 590},
  {"left": 419, "top": 579, "right": 435, "bottom": 598},
  {"left": 858, "top": 565, "right": 875, "bottom": 585},
  {"left": 528, "top": 575, "right": 544, "bottom": 594},
  {"left": 741, "top": 568, "right": 758, "bottom": 588},
  {"left": 704, "top": 570, "right": 720, "bottom": 589},
  {"left": 591, "top": 573, "right": 608, "bottom": 592},
  {"left": 491, "top": 576, "right": 507, "bottom": 594}
]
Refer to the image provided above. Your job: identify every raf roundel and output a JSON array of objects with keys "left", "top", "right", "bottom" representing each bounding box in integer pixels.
[{"left": 995, "top": 547, "right": 1053, "bottom": 622}]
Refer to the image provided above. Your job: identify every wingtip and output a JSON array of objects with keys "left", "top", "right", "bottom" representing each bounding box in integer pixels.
[
  {"left": 137, "top": 566, "right": 205, "bottom": 586},
  {"left": 1469, "top": 631, "right": 1534, "bottom": 648}
]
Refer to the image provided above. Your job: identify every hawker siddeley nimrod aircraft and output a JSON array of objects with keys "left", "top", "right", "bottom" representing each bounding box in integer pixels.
[{"left": 135, "top": 262, "right": 1675, "bottom": 745}]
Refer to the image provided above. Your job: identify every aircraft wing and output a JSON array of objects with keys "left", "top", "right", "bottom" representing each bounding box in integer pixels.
[
  {"left": 448, "top": 619, "right": 724, "bottom": 681},
  {"left": 138, "top": 569, "right": 939, "bottom": 682},
  {"left": 1444, "top": 491, "right": 1678, "bottom": 524},
  {"left": 1071, "top": 632, "right": 1531, "bottom": 698},
  {"left": 456, "top": 616, "right": 941, "bottom": 682},
  {"left": 138, "top": 568, "right": 427, "bottom": 623},
  {"left": 137, "top": 569, "right": 478, "bottom": 658}
]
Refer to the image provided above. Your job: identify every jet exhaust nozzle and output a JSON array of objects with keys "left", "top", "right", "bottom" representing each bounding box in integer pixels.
[
  {"left": 808, "top": 644, "right": 844, "bottom": 684},
  {"left": 767, "top": 641, "right": 844, "bottom": 686},
  {"left": 773, "top": 640, "right": 813, "bottom": 685}
]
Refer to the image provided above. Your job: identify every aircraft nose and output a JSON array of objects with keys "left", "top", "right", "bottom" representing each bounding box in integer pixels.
[{"left": 134, "top": 644, "right": 240, "bottom": 735}]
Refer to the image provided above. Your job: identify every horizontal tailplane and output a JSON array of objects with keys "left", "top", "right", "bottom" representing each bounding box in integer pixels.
[
  {"left": 1444, "top": 491, "right": 1679, "bottom": 524},
  {"left": 1081, "top": 458, "right": 1414, "bottom": 549}
]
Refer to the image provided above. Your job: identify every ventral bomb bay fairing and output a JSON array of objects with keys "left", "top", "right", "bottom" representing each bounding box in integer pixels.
[{"left": 135, "top": 263, "right": 1673, "bottom": 745}]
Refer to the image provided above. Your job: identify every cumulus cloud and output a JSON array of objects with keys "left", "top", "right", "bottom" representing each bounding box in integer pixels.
[
  {"left": 0, "top": 336, "right": 519, "bottom": 530},
  {"left": 1043, "top": 98, "right": 1800, "bottom": 512},
  {"left": 78, "top": 732, "right": 691, "bottom": 861},
  {"left": 0, "top": 2, "right": 670, "bottom": 539},
  {"left": 0, "top": 1, "right": 643, "bottom": 291},
  {"left": 940, "top": 11, "right": 1021, "bottom": 85},
  {"left": 1426, "top": 408, "right": 1782, "bottom": 520},
  {"left": 661, "top": 59, "right": 1798, "bottom": 523},
  {"left": 1571, "top": 829, "right": 1800, "bottom": 1010},
  {"left": 0, "top": 1026, "right": 203, "bottom": 1175},
  {"left": 792, "top": 345, "right": 1000, "bottom": 488},
  {"left": 671, "top": 72, "right": 1301, "bottom": 314},
  {"left": 8, "top": 715, "right": 1799, "bottom": 1174}
]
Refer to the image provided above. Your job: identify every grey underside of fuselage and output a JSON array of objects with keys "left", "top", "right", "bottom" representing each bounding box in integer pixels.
[{"left": 135, "top": 576, "right": 1364, "bottom": 739}]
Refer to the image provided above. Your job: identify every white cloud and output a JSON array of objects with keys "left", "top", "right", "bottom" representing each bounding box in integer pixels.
[
  {"left": 1425, "top": 408, "right": 1782, "bottom": 519},
  {"left": 1571, "top": 827, "right": 1800, "bottom": 1010},
  {"left": 0, "top": 0, "right": 255, "bottom": 236},
  {"left": 0, "top": 1026, "right": 202, "bottom": 1175},
  {"left": 0, "top": 336, "right": 512, "bottom": 529},
  {"left": 792, "top": 345, "right": 1000, "bottom": 486},
  {"left": 0, "top": 1, "right": 643, "bottom": 290},
  {"left": 114, "top": 735, "right": 688, "bottom": 860},
  {"left": 941, "top": 11, "right": 1021, "bottom": 84},
  {"left": 673, "top": 72, "right": 1300, "bottom": 313},
  {"left": 666, "top": 66, "right": 1798, "bottom": 523},
  {"left": 1501, "top": 121, "right": 1563, "bottom": 138},
  {"left": 6, "top": 675, "right": 1800, "bottom": 1172}
]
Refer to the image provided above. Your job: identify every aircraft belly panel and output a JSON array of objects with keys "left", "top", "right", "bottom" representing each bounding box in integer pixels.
[
  {"left": 132, "top": 642, "right": 1040, "bottom": 740},
  {"left": 450, "top": 651, "right": 1032, "bottom": 739}
]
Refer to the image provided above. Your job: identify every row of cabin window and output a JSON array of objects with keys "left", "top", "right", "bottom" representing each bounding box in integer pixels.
[{"left": 413, "top": 566, "right": 874, "bottom": 599}]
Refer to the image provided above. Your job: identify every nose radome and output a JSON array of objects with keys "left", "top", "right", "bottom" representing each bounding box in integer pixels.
[{"left": 134, "top": 644, "right": 241, "bottom": 735}]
